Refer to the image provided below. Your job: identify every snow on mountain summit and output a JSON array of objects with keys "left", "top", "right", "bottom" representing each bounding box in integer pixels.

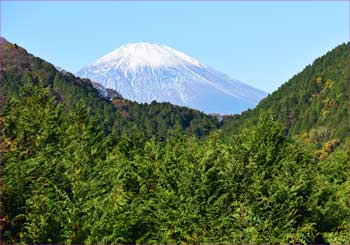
[
  {"left": 77, "top": 43, "right": 267, "bottom": 114},
  {"left": 94, "top": 42, "right": 202, "bottom": 71}
]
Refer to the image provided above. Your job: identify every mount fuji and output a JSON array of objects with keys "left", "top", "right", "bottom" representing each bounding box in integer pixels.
[{"left": 76, "top": 43, "right": 267, "bottom": 114}]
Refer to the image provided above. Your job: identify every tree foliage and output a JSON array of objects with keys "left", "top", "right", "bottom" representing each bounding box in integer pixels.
[{"left": 1, "top": 39, "right": 349, "bottom": 244}]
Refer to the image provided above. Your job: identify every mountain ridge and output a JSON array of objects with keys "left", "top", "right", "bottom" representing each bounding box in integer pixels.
[{"left": 0, "top": 37, "right": 221, "bottom": 139}]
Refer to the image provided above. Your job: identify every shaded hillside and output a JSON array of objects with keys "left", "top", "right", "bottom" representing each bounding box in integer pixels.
[{"left": 1, "top": 38, "right": 220, "bottom": 140}]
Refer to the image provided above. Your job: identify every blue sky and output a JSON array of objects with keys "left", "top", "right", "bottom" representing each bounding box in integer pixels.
[{"left": 2, "top": 1, "right": 349, "bottom": 92}]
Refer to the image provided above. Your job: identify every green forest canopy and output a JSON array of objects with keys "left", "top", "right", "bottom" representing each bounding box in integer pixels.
[{"left": 1, "top": 38, "right": 350, "bottom": 244}]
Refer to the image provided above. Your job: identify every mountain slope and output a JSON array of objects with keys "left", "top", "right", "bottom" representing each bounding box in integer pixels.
[
  {"left": 222, "top": 43, "right": 350, "bottom": 143},
  {"left": 0, "top": 38, "right": 220, "bottom": 140},
  {"left": 76, "top": 42, "right": 266, "bottom": 114}
]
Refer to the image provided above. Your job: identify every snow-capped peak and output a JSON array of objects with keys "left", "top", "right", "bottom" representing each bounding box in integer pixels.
[
  {"left": 77, "top": 42, "right": 267, "bottom": 114},
  {"left": 94, "top": 42, "right": 202, "bottom": 70}
]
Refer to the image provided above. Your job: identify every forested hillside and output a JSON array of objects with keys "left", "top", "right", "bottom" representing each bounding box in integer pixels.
[
  {"left": 223, "top": 43, "right": 350, "bottom": 142},
  {"left": 1, "top": 38, "right": 220, "bottom": 141},
  {"left": 1, "top": 39, "right": 349, "bottom": 244}
]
